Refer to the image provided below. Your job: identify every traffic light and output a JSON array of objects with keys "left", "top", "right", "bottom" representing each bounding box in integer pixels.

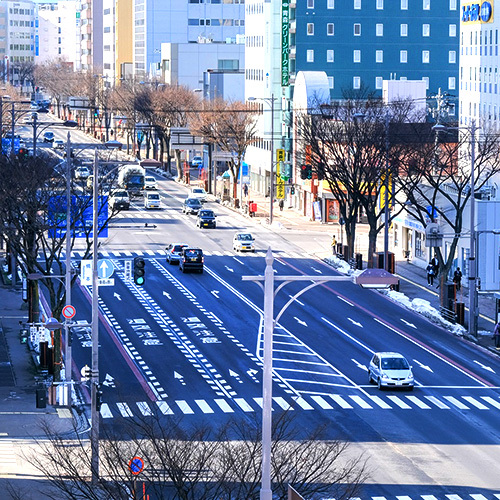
[
  {"left": 94, "top": 108, "right": 99, "bottom": 118},
  {"left": 316, "top": 163, "right": 325, "bottom": 181},
  {"left": 133, "top": 257, "right": 145, "bottom": 286},
  {"left": 18, "top": 147, "right": 29, "bottom": 158},
  {"left": 307, "top": 164, "right": 312, "bottom": 180},
  {"left": 300, "top": 164, "right": 308, "bottom": 180},
  {"left": 95, "top": 383, "right": 103, "bottom": 411}
]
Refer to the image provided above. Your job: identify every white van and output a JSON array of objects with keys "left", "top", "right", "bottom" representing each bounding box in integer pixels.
[{"left": 144, "top": 191, "right": 161, "bottom": 209}]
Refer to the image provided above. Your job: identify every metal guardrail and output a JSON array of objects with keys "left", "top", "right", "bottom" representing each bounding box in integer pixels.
[{"left": 439, "top": 306, "right": 457, "bottom": 323}]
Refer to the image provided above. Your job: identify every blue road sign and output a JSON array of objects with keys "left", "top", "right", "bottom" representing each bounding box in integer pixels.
[
  {"left": 128, "top": 456, "right": 144, "bottom": 476},
  {"left": 98, "top": 259, "right": 114, "bottom": 279},
  {"left": 1, "top": 137, "right": 20, "bottom": 155}
]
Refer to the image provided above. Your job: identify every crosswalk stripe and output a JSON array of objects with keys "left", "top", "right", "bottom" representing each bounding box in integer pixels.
[
  {"left": 311, "top": 395, "right": 333, "bottom": 410},
  {"left": 406, "top": 395, "right": 431, "bottom": 409},
  {"left": 445, "top": 495, "right": 463, "bottom": 500},
  {"left": 349, "top": 395, "right": 372, "bottom": 409},
  {"left": 100, "top": 403, "right": 113, "bottom": 418},
  {"left": 470, "top": 495, "right": 489, "bottom": 500},
  {"left": 234, "top": 398, "right": 254, "bottom": 412},
  {"left": 387, "top": 395, "right": 412, "bottom": 409},
  {"left": 493, "top": 495, "right": 500, "bottom": 500},
  {"left": 214, "top": 399, "right": 234, "bottom": 413},
  {"left": 176, "top": 400, "right": 195, "bottom": 414},
  {"left": 481, "top": 396, "right": 500, "bottom": 409},
  {"left": 396, "top": 496, "right": 412, "bottom": 500},
  {"left": 422, "top": 495, "right": 439, "bottom": 500},
  {"left": 156, "top": 401, "right": 174, "bottom": 415},
  {"left": 195, "top": 399, "right": 214, "bottom": 414},
  {"left": 425, "top": 396, "right": 450, "bottom": 409},
  {"left": 292, "top": 396, "right": 314, "bottom": 410},
  {"left": 253, "top": 397, "right": 264, "bottom": 408},
  {"left": 137, "top": 402, "right": 153, "bottom": 416},
  {"left": 444, "top": 396, "right": 470, "bottom": 410},
  {"left": 372, "top": 496, "right": 387, "bottom": 500},
  {"left": 274, "top": 397, "right": 293, "bottom": 410},
  {"left": 369, "top": 395, "right": 392, "bottom": 409},
  {"left": 463, "top": 396, "right": 489, "bottom": 410},
  {"left": 117, "top": 402, "right": 134, "bottom": 417},
  {"left": 329, "top": 394, "right": 353, "bottom": 409}
]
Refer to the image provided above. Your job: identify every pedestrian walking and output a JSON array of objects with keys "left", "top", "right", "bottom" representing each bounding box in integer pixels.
[
  {"left": 279, "top": 199, "right": 284, "bottom": 211},
  {"left": 426, "top": 262, "right": 435, "bottom": 286},
  {"left": 453, "top": 267, "right": 462, "bottom": 291},
  {"left": 431, "top": 255, "right": 439, "bottom": 277},
  {"left": 331, "top": 235, "right": 337, "bottom": 255},
  {"left": 243, "top": 184, "right": 248, "bottom": 197},
  {"left": 493, "top": 322, "right": 500, "bottom": 348}
]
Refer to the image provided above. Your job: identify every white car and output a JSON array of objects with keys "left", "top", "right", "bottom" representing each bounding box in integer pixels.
[
  {"left": 54, "top": 139, "right": 65, "bottom": 150},
  {"left": 75, "top": 166, "right": 90, "bottom": 180},
  {"left": 144, "top": 176, "right": 158, "bottom": 190},
  {"left": 190, "top": 187, "right": 207, "bottom": 202},
  {"left": 233, "top": 232, "right": 255, "bottom": 252},
  {"left": 368, "top": 352, "right": 414, "bottom": 391},
  {"left": 144, "top": 190, "right": 161, "bottom": 209}
]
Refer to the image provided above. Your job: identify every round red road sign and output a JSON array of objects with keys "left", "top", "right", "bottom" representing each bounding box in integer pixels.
[
  {"left": 62, "top": 305, "right": 76, "bottom": 320},
  {"left": 128, "top": 456, "right": 144, "bottom": 475}
]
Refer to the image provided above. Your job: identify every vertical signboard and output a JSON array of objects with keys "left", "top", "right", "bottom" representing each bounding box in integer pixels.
[{"left": 281, "top": 1, "right": 290, "bottom": 87}]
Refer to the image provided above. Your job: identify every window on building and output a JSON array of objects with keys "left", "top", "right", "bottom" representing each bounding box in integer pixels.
[
  {"left": 449, "top": 24, "right": 456, "bottom": 37},
  {"left": 401, "top": 24, "right": 408, "bottom": 36},
  {"left": 354, "top": 23, "right": 361, "bottom": 36},
  {"left": 376, "top": 24, "right": 383, "bottom": 36},
  {"left": 376, "top": 76, "right": 383, "bottom": 89},
  {"left": 449, "top": 77, "right": 456, "bottom": 89},
  {"left": 327, "top": 23, "right": 334, "bottom": 35},
  {"left": 353, "top": 76, "right": 361, "bottom": 89},
  {"left": 449, "top": 51, "right": 456, "bottom": 63},
  {"left": 307, "top": 0, "right": 314, "bottom": 8},
  {"left": 422, "top": 50, "right": 430, "bottom": 63},
  {"left": 307, "top": 23, "right": 314, "bottom": 35},
  {"left": 307, "top": 49, "right": 314, "bottom": 62},
  {"left": 449, "top": 0, "right": 457, "bottom": 9},
  {"left": 423, "top": 0, "right": 430, "bottom": 10},
  {"left": 422, "top": 76, "right": 429, "bottom": 89},
  {"left": 327, "top": 0, "right": 334, "bottom": 8},
  {"left": 376, "top": 50, "right": 383, "bottom": 62},
  {"left": 354, "top": 0, "right": 361, "bottom": 9},
  {"left": 400, "top": 50, "right": 407, "bottom": 63},
  {"left": 328, "top": 76, "right": 334, "bottom": 88},
  {"left": 401, "top": 0, "right": 408, "bottom": 9},
  {"left": 376, "top": 0, "right": 383, "bottom": 8},
  {"left": 422, "top": 24, "right": 430, "bottom": 37},
  {"left": 353, "top": 50, "right": 361, "bottom": 62},
  {"left": 327, "top": 49, "right": 334, "bottom": 62}
]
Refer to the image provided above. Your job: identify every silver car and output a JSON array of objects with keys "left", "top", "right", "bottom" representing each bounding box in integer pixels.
[
  {"left": 368, "top": 352, "right": 414, "bottom": 390},
  {"left": 166, "top": 243, "right": 189, "bottom": 265}
]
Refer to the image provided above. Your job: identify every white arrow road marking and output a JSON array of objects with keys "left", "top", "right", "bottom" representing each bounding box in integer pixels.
[
  {"left": 338, "top": 296, "right": 354, "bottom": 306},
  {"left": 163, "top": 291, "right": 171, "bottom": 299},
  {"left": 352, "top": 359, "right": 368, "bottom": 371},
  {"left": 247, "top": 368, "right": 259, "bottom": 382},
  {"left": 113, "top": 292, "right": 121, "bottom": 301},
  {"left": 401, "top": 318, "right": 417, "bottom": 329},
  {"left": 229, "top": 369, "right": 243, "bottom": 384},
  {"left": 311, "top": 267, "right": 323, "bottom": 274},
  {"left": 174, "top": 371, "right": 186, "bottom": 385},
  {"left": 347, "top": 318, "right": 363, "bottom": 328},
  {"left": 294, "top": 317, "right": 307, "bottom": 327},
  {"left": 224, "top": 266, "right": 234, "bottom": 273},
  {"left": 474, "top": 360, "right": 496, "bottom": 373},
  {"left": 211, "top": 290, "right": 220, "bottom": 298},
  {"left": 102, "top": 373, "right": 115, "bottom": 387},
  {"left": 413, "top": 359, "right": 433, "bottom": 372},
  {"left": 288, "top": 294, "right": 305, "bottom": 306}
]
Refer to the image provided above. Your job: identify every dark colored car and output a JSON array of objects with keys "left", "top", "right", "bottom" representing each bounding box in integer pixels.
[
  {"left": 179, "top": 248, "right": 204, "bottom": 273},
  {"left": 182, "top": 197, "right": 202, "bottom": 215},
  {"left": 166, "top": 243, "right": 189, "bottom": 264},
  {"left": 196, "top": 209, "right": 216, "bottom": 229},
  {"left": 43, "top": 131, "right": 55, "bottom": 142}
]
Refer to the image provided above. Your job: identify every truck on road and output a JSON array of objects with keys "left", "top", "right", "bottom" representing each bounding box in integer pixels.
[{"left": 117, "top": 164, "right": 145, "bottom": 196}]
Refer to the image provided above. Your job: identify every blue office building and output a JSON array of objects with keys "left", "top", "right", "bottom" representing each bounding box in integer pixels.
[{"left": 290, "top": 0, "right": 460, "bottom": 99}]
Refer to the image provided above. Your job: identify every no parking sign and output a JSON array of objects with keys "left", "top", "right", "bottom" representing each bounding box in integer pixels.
[{"left": 62, "top": 305, "right": 76, "bottom": 320}]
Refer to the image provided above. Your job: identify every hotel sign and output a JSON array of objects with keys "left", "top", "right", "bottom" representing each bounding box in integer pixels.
[
  {"left": 281, "top": 1, "right": 290, "bottom": 86},
  {"left": 462, "top": 1, "right": 493, "bottom": 23}
]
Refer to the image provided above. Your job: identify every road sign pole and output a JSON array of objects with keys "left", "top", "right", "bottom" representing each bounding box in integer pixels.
[{"left": 64, "top": 131, "right": 72, "bottom": 407}]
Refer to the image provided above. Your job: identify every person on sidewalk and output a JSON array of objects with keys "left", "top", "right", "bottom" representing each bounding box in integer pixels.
[
  {"left": 331, "top": 235, "right": 337, "bottom": 255},
  {"left": 279, "top": 199, "right": 284, "bottom": 211},
  {"left": 426, "top": 262, "right": 435, "bottom": 286},
  {"left": 453, "top": 267, "right": 463, "bottom": 291},
  {"left": 493, "top": 322, "right": 500, "bottom": 348},
  {"left": 431, "top": 255, "right": 439, "bottom": 278},
  {"left": 243, "top": 184, "right": 248, "bottom": 197}
]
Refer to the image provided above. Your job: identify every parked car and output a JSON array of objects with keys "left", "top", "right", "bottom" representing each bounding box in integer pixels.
[
  {"left": 368, "top": 352, "right": 414, "bottom": 390},
  {"left": 54, "top": 139, "right": 65, "bottom": 150},
  {"left": 166, "top": 243, "right": 189, "bottom": 265},
  {"left": 43, "top": 131, "right": 55, "bottom": 143},
  {"left": 144, "top": 190, "right": 161, "bottom": 209},
  {"left": 144, "top": 176, "right": 158, "bottom": 190},
  {"left": 182, "top": 197, "right": 202, "bottom": 215},
  {"left": 233, "top": 232, "right": 255, "bottom": 252},
  {"left": 74, "top": 166, "right": 90, "bottom": 180},
  {"left": 189, "top": 187, "right": 207, "bottom": 202},
  {"left": 196, "top": 209, "right": 216, "bottom": 229},
  {"left": 191, "top": 156, "right": 203, "bottom": 168},
  {"left": 179, "top": 248, "right": 204, "bottom": 273},
  {"left": 109, "top": 190, "right": 130, "bottom": 210}
]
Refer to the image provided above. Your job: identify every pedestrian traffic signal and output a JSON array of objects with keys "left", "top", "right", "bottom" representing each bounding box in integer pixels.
[
  {"left": 95, "top": 383, "right": 103, "bottom": 411},
  {"left": 133, "top": 257, "right": 145, "bottom": 286},
  {"left": 300, "top": 164, "right": 312, "bottom": 180}
]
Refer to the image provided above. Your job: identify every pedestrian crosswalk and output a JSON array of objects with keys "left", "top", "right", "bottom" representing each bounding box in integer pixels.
[
  {"left": 337, "top": 494, "right": 500, "bottom": 500},
  {"left": 0, "top": 440, "right": 17, "bottom": 472},
  {"left": 100, "top": 392, "right": 500, "bottom": 420}
]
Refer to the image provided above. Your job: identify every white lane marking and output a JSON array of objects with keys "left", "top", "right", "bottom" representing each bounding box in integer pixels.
[
  {"left": 463, "top": 396, "right": 489, "bottom": 410},
  {"left": 347, "top": 318, "right": 363, "bottom": 328},
  {"left": 422, "top": 496, "right": 439, "bottom": 500},
  {"left": 406, "top": 395, "right": 431, "bottom": 409},
  {"left": 329, "top": 395, "right": 353, "bottom": 409},
  {"left": 473, "top": 360, "right": 496, "bottom": 373},
  {"left": 445, "top": 495, "right": 463, "bottom": 500},
  {"left": 400, "top": 318, "right": 416, "bottom": 328},
  {"left": 273, "top": 397, "right": 293, "bottom": 411},
  {"left": 233, "top": 257, "right": 244, "bottom": 265},
  {"left": 214, "top": 399, "right": 234, "bottom": 413},
  {"left": 100, "top": 403, "right": 113, "bottom": 418},
  {"left": 211, "top": 290, "right": 220, "bottom": 298},
  {"left": 195, "top": 399, "right": 214, "bottom": 414},
  {"left": 234, "top": 398, "right": 254, "bottom": 412},
  {"left": 156, "top": 401, "right": 174, "bottom": 415},
  {"left": 424, "top": 396, "right": 450, "bottom": 409},
  {"left": 294, "top": 317, "right": 307, "bottom": 326},
  {"left": 176, "top": 400, "right": 195, "bottom": 414},
  {"left": 369, "top": 395, "right": 392, "bottom": 409},
  {"left": 444, "top": 396, "right": 470, "bottom": 410},
  {"left": 481, "top": 396, "right": 500, "bottom": 409},
  {"left": 253, "top": 397, "right": 264, "bottom": 408},
  {"left": 114, "top": 292, "right": 121, "bottom": 301},
  {"left": 352, "top": 359, "right": 368, "bottom": 371},
  {"left": 224, "top": 265, "right": 234, "bottom": 272},
  {"left": 137, "top": 402, "right": 153, "bottom": 416},
  {"left": 387, "top": 395, "right": 412, "bottom": 409},
  {"left": 292, "top": 396, "right": 314, "bottom": 410},
  {"left": 311, "top": 395, "right": 333, "bottom": 409},
  {"left": 396, "top": 496, "right": 413, "bottom": 500},
  {"left": 413, "top": 359, "right": 433, "bottom": 372},
  {"left": 337, "top": 295, "right": 354, "bottom": 306},
  {"left": 470, "top": 495, "right": 488, "bottom": 500},
  {"left": 289, "top": 294, "right": 305, "bottom": 306},
  {"left": 117, "top": 402, "right": 134, "bottom": 417},
  {"left": 348, "top": 396, "right": 371, "bottom": 409}
]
